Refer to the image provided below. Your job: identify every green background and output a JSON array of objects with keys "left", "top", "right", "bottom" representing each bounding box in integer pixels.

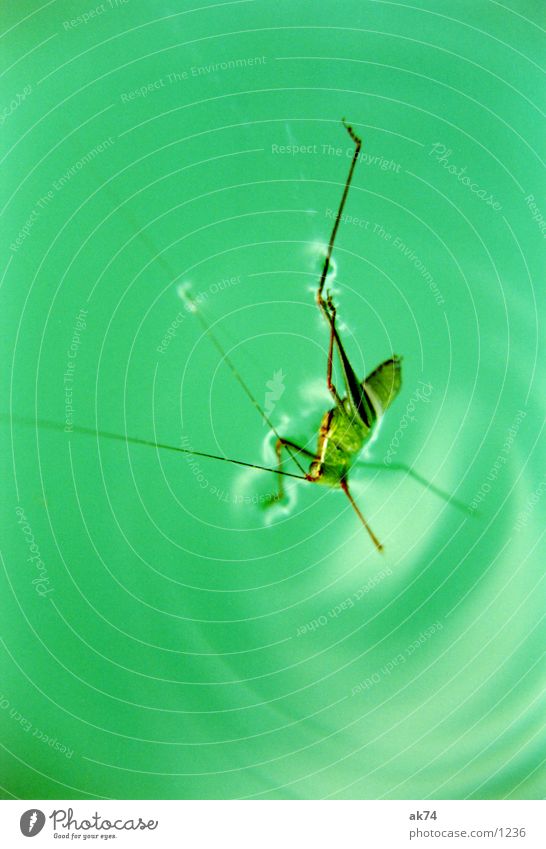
[{"left": 1, "top": 0, "right": 544, "bottom": 799}]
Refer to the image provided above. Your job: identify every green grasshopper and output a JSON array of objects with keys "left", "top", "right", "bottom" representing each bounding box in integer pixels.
[
  {"left": 171, "top": 120, "right": 467, "bottom": 550},
  {"left": 11, "top": 120, "right": 468, "bottom": 552},
  {"left": 269, "top": 121, "right": 401, "bottom": 550},
  {"left": 172, "top": 120, "right": 400, "bottom": 550}
]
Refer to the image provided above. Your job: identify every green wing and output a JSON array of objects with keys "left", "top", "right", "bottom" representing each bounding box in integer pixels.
[{"left": 362, "top": 356, "right": 402, "bottom": 414}]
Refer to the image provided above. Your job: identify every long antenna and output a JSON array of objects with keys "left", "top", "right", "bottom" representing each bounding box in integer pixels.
[
  {"left": 103, "top": 183, "right": 307, "bottom": 477},
  {"left": 340, "top": 479, "right": 383, "bottom": 552},
  {"left": 184, "top": 291, "right": 307, "bottom": 476},
  {"left": 7, "top": 417, "right": 307, "bottom": 481}
]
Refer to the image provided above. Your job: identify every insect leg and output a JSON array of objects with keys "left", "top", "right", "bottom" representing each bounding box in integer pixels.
[
  {"left": 357, "top": 460, "right": 473, "bottom": 516},
  {"left": 321, "top": 295, "right": 376, "bottom": 428},
  {"left": 273, "top": 438, "right": 316, "bottom": 502},
  {"left": 340, "top": 478, "right": 383, "bottom": 552},
  {"left": 323, "top": 298, "right": 344, "bottom": 405},
  {"left": 317, "top": 119, "right": 362, "bottom": 310},
  {"left": 320, "top": 291, "right": 377, "bottom": 426}
]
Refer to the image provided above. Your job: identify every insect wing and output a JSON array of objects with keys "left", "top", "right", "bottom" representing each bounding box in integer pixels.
[{"left": 362, "top": 356, "right": 402, "bottom": 416}]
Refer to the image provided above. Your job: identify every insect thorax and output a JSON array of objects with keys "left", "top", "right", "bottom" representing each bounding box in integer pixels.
[{"left": 307, "top": 405, "right": 373, "bottom": 487}]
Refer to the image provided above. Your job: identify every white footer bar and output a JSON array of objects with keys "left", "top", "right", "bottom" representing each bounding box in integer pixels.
[{"left": 2, "top": 799, "right": 544, "bottom": 848}]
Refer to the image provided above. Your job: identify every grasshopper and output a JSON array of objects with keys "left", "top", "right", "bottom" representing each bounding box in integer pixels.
[
  {"left": 11, "top": 120, "right": 468, "bottom": 552},
  {"left": 269, "top": 121, "right": 401, "bottom": 550}
]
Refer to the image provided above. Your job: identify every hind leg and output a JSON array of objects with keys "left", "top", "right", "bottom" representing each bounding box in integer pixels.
[{"left": 323, "top": 294, "right": 344, "bottom": 405}]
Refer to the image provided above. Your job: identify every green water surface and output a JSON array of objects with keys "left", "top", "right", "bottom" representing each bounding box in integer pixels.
[{"left": 1, "top": 0, "right": 545, "bottom": 799}]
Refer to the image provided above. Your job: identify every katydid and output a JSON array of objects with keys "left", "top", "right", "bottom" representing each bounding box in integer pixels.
[
  {"left": 269, "top": 120, "right": 401, "bottom": 550},
  {"left": 9, "top": 119, "right": 470, "bottom": 552}
]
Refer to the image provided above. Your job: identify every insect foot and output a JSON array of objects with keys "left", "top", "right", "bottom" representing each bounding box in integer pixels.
[{"left": 325, "top": 291, "right": 337, "bottom": 316}]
